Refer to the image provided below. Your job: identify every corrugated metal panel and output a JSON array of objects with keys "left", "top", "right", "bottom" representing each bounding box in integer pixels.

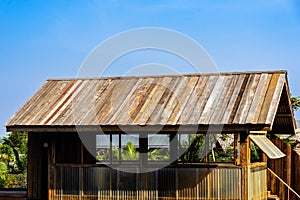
[
  {"left": 248, "top": 164, "right": 267, "bottom": 200},
  {"left": 249, "top": 135, "right": 286, "bottom": 159},
  {"left": 6, "top": 71, "right": 289, "bottom": 128},
  {"left": 52, "top": 166, "right": 241, "bottom": 200}
]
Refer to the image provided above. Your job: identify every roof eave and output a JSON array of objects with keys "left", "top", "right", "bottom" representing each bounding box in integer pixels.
[{"left": 6, "top": 124, "right": 271, "bottom": 133}]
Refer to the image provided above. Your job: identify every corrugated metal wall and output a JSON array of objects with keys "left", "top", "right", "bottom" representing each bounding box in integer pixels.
[
  {"left": 51, "top": 166, "right": 241, "bottom": 200},
  {"left": 248, "top": 165, "right": 267, "bottom": 200}
]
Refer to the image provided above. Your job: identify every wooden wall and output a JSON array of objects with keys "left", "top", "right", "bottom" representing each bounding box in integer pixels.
[
  {"left": 268, "top": 137, "right": 300, "bottom": 199},
  {"left": 27, "top": 132, "right": 96, "bottom": 200},
  {"left": 292, "top": 149, "right": 300, "bottom": 195},
  {"left": 27, "top": 132, "right": 49, "bottom": 200}
]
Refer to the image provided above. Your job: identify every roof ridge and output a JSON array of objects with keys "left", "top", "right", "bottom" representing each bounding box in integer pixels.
[{"left": 47, "top": 70, "right": 287, "bottom": 81}]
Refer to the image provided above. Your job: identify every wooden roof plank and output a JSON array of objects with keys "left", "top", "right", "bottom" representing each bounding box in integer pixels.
[
  {"left": 133, "top": 77, "right": 172, "bottom": 125},
  {"left": 118, "top": 78, "right": 156, "bottom": 125},
  {"left": 80, "top": 79, "right": 117, "bottom": 125},
  {"left": 266, "top": 74, "right": 285, "bottom": 125},
  {"left": 42, "top": 80, "right": 84, "bottom": 125},
  {"left": 8, "top": 81, "right": 54, "bottom": 125},
  {"left": 167, "top": 76, "right": 199, "bottom": 125},
  {"left": 209, "top": 75, "right": 235, "bottom": 124},
  {"left": 13, "top": 81, "right": 63, "bottom": 125},
  {"left": 97, "top": 79, "right": 134, "bottom": 124},
  {"left": 246, "top": 73, "right": 272, "bottom": 124},
  {"left": 50, "top": 80, "right": 90, "bottom": 125},
  {"left": 258, "top": 73, "right": 281, "bottom": 124},
  {"left": 176, "top": 76, "right": 207, "bottom": 124},
  {"left": 198, "top": 75, "right": 227, "bottom": 124},
  {"left": 61, "top": 80, "right": 100, "bottom": 125},
  {"left": 25, "top": 81, "right": 72, "bottom": 125},
  {"left": 234, "top": 74, "right": 261, "bottom": 124},
  {"left": 147, "top": 77, "right": 181, "bottom": 124},
  {"left": 107, "top": 78, "right": 146, "bottom": 125},
  {"left": 188, "top": 75, "right": 218, "bottom": 124},
  {"left": 5, "top": 71, "right": 292, "bottom": 130},
  {"left": 221, "top": 74, "right": 247, "bottom": 124},
  {"left": 158, "top": 77, "right": 190, "bottom": 125},
  {"left": 124, "top": 78, "right": 157, "bottom": 124}
]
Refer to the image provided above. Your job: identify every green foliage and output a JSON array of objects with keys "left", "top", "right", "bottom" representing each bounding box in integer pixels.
[
  {"left": 250, "top": 141, "right": 262, "bottom": 163},
  {"left": 148, "top": 148, "right": 169, "bottom": 161},
  {"left": 211, "top": 146, "right": 234, "bottom": 162},
  {"left": 179, "top": 134, "right": 206, "bottom": 163},
  {"left": 0, "top": 132, "right": 27, "bottom": 188},
  {"left": 291, "top": 96, "right": 300, "bottom": 111},
  {"left": 96, "top": 142, "right": 140, "bottom": 161},
  {"left": 0, "top": 161, "right": 8, "bottom": 187},
  {"left": 122, "top": 142, "right": 139, "bottom": 160}
]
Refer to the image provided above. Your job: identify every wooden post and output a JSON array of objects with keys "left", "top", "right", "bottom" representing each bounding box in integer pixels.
[
  {"left": 27, "top": 132, "right": 34, "bottom": 199},
  {"left": 285, "top": 142, "right": 292, "bottom": 198},
  {"left": 139, "top": 132, "right": 148, "bottom": 196},
  {"left": 205, "top": 134, "right": 209, "bottom": 162},
  {"left": 240, "top": 132, "right": 250, "bottom": 200},
  {"left": 170, "top": 133, "right": 178, "bottom": 164},
  {"left": 48, "top": 136, "right": 52, "bottom": 200},
  {"left": 234, "top": 133, "right": 240, "bottom": 166}
]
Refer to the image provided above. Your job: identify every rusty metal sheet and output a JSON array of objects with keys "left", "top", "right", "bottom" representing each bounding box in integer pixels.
[{"left": 249, "top": 135, "right": 286, "bottom": 159}]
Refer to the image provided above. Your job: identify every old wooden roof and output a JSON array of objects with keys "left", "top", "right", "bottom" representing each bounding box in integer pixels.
[{"left": 6, "top": 70, "right": 296, "bottom": 133}]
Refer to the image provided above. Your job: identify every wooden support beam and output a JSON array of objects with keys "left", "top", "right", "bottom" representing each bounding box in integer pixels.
[
  {"left": 276, "top": 113, "right": 293, "bottom": 118},
  {"left": 240, "top": 132, "right": 250, "bottom": 200},
  {"left": 170, "top": 134, "right": 178, "bottom": 165},
  {"left": 234, "top": 133, "right": 240, "bottom": 165},
  {"left": 285, "top": 141, "right": 292, "bottom": 190},
  {"left": 139, "top": 133, "right": 148, "bottom": 193},
  {"left": 139, "top": 133, "right": 148, "bottom": 173},
  {"left": 6, "top": 124, "right": 271, "bottom": 133}
]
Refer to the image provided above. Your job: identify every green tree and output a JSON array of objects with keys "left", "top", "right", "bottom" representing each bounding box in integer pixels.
[
  {"left": 2, "top": 132, "right": 27, "bottom": 173},
  {"left": 179, "top": 134, "right": 205, "bottom": 163},
  {"left": 0, "top": 132, "right": 27, "bottom": 188},
  {"left": 148, "top": 148, "right": 169, "bottom": 161},
  {"left": 122, "top": 142, "right": 139, "bottom": 160},
  {"left": 291, "top": 96, "right": 300, "bottom": 111},
  {"left": 0, "top": 160, "right": 9, "bottom": 187}
]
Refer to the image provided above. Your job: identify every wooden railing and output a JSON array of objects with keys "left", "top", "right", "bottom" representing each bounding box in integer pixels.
[
  {"left": 50, "top": 165, "right": 242, "bottom": 200},
  {"left": 267, "top": 168, "right": 300, "bottom": 200}
]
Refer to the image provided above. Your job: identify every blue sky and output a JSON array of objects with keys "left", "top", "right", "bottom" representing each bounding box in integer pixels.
[{"left": 0, "top": 0, "right": 300, "bottom": 135}]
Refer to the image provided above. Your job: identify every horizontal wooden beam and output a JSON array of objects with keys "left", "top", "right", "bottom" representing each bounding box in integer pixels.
[
  {"left": 6, "top": 124, "right": 271, "bottom": 133},
  {"left": 276, "top": 113, "right": 293, "bottom": 118}
]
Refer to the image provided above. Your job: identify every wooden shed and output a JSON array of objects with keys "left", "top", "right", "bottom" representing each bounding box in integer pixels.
[{"left": 6, "top": 70, "right": 297, "bottom": 200}]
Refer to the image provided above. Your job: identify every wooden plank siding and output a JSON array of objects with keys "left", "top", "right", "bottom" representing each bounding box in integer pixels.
[
  {"left": 27, "top": 133, "right": 49, "bottom": 200},
  {"left": 267, "top": 137, "right": 300, "bottom": 200}
]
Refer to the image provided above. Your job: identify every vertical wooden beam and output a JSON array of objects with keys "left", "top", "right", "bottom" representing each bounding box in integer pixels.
[
  {"left": 139, "top": 133, "right": 148, "bottom": 195},
  {"left": 170, "top": 133, "right": 178, "bottom": 164},
  {"left": 139, "top": 133, "right": 148, "bottom": 172},
  {"left": 82, "top": 133, "right": 96, "bottom": 164},
  {"left": 205, "top": 134, "right": 209, "bottom": 162},
  {"left": 27, "top": 132, "right": 34, "bottom": 199},
  {"left": 240, "top": 132, "right": 250, "bottom": 200},
  {"left": 285, "top": 142, "right": 292, "bottom": 198},
  {"left": 234, "top": 133, "right": 240, "bottom": 166},
  {"left": 49, "top": 136, "right": 55, "bottom": 200},
  {"left": 292, "top": 150, "right": 300, "bottom": 195}
]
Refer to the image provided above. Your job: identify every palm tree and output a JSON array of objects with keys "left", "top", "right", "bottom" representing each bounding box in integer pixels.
[{"left": 122, "top": 142, "right": 139, "bottom": 160}]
